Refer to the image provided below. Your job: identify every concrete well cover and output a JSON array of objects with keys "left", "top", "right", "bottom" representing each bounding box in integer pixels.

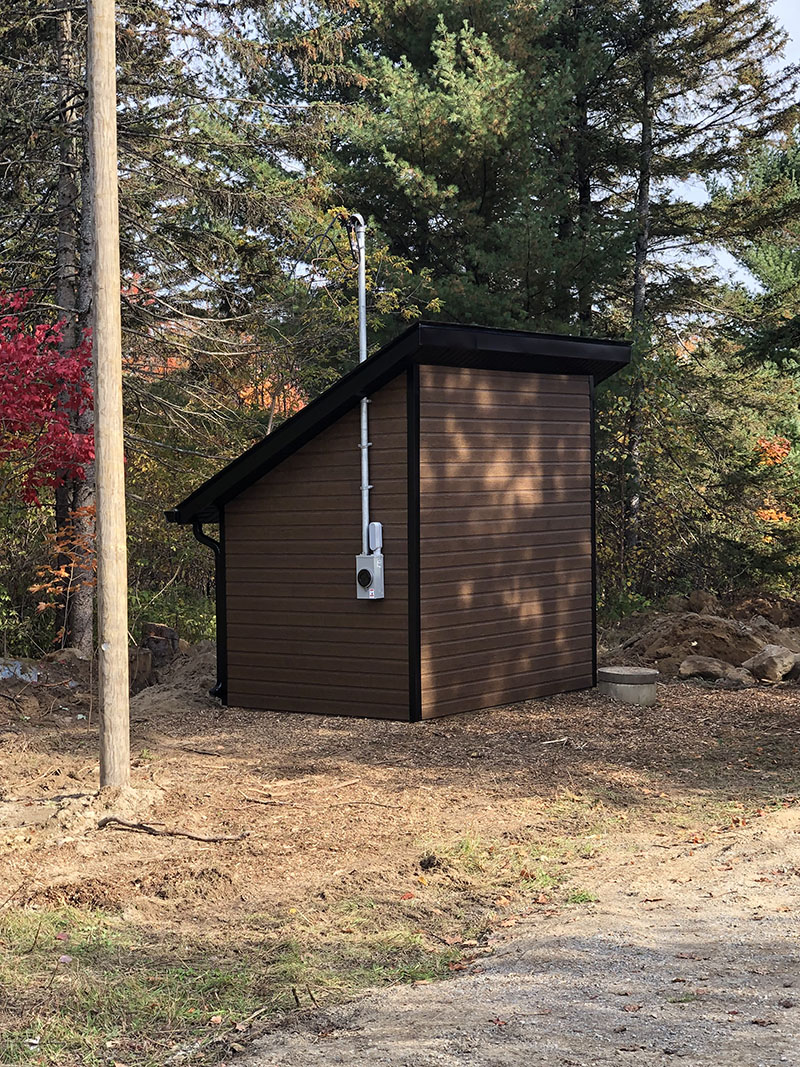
[{"left": 597, "top": 666, "right": 660, "bottom": 685}]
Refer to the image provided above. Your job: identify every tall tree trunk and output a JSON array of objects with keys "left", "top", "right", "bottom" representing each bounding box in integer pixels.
[
  {"left": 576, "top": 86, "right": 593, "bottom": 332},
  {"left": 554, "top": 210, "right": 573, "bottom": 324},
  {"left": 624, "top": 15, "right": 654, "bottom": 573},
  {"left": 55, "top": 0, "right": 79, "bottom": 645},
  {"left": 69, "top": 96, "right": 97, "bottom": 659}
]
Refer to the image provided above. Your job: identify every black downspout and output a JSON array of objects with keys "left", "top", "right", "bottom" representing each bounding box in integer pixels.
[{"left": 192, "top": 518, "right": 227, "bottom": 702}]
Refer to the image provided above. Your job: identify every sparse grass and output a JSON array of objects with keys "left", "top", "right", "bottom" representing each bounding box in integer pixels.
[
  {"left": 0, "top": 903, "right": 463, "bottom": 1067},
  {"left": 0, "top": 908, "right": 265, "bottom": 1066},
  {"left": 566, "top": 889, "right": 599, "bottom": 905},
  {"left": 0, "top": 828, "right": 616, "bottom": 1065}
]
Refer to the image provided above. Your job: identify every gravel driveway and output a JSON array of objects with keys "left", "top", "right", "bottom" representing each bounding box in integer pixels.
[{"left": 243, "top": 809, "right": 800, "bottom": 1067}]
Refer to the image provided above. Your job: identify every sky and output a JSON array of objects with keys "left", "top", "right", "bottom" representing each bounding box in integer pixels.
[
  {"left": 686, "top": 1, "right": 799, "bottom": 288},
  {"left": 773, "top": 0, "right": 800, "bottom": 61}
]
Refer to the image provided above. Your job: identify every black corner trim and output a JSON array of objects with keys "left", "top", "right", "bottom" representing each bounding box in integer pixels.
[
  {"left": 407, "top": 365, "right": 422, "bottom": 722},
  {"left": 589, "top": 378, "right": 598, "bottom": 687},
  {"left": 191, "top": 517, "right": 228, "bottom": 703}
]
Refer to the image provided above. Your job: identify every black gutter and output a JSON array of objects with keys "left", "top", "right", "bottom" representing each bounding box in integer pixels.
[{"left": 191, "top": 518, "right": 227, "bottom": 702}]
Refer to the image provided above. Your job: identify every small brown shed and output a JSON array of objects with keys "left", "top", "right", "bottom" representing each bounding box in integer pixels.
[{"left": 167, "top": 321, "right": 629, "bottom": 720}]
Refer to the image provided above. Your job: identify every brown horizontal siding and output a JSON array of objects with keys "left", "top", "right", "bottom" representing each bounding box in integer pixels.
[
  {"left": 420, "top": 475, "right": 589, "bottom": 492},
  {"left": 421, "top": 619, "right": 592, "bottom": 658},
  {"left": 418, "top": 544, "right": 590, "bottom": 570},
  {"left": 422, "top": 634, "right": 592, "bottom": 681},
  {"left": 421, "top": 569, "right": 592, "bottom": 600},
  {"left": 224, "top": 374, "right": 410, "bottom": 719},
  {"left": 422, "top": 603, "right": 593, "bottom": 640},
  {"left": 421, "top": 675, "right": 595, "bottom": 720},
  {"left": 418, "top": 365, "right": 593, "bottom": 719}
]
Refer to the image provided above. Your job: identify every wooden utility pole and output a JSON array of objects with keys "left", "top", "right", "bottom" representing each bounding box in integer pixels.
[{"left": 88, "top": 0, "right": 130, "bottom": 788}]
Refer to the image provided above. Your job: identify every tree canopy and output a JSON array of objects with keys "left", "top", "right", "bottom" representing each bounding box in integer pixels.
[{"left": 0, "top": 0, "right": 798, "bottom": 650}]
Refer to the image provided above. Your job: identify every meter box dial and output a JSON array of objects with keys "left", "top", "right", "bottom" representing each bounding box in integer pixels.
[{"left": 355, "top": 553, "right": 385, "bottom": 599}]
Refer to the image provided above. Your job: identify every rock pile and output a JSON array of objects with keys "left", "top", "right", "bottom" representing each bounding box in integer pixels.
[{"left": 605, "top": 594, "right": 800, "bottom": 689}]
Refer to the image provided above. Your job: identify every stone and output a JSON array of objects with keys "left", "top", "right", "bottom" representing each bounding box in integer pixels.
[
  {"left": 597, "top": 666, "right": 660, "bottom": 707},
  {"left": 128, "top": 647, "right": 154, "bottom": 694},
  {"left": 686, "top": 590, "right": 721, "bottom": 615},
  {"left": 141, "top": 622, "right": 181, "bottom": 668},
  {"left": 663, "top": 595, "right": 689, "bottom": 613},
  {"left": 678, "top": 657, "right": 756, "bottom": 688},
  {"left": 713, "top": 667, "right": 757, "bottom": 689},
  {"left": 748, "top": 615, "right": 782, "bottom": 639},
  {"left": 178, "top": 638, "right": 191, "bottom": 654},
  {"left": 741, "top": 644, "right": 797, "bottom": 682},
  {"left": 44, "top": 647, "right": 90, "bottom": 664},
  {"left": 774, "top": 628, "right": 800, "bottom": 654},
  {"left": 678, "top": 655, "right": 735, "bottom": 681}
]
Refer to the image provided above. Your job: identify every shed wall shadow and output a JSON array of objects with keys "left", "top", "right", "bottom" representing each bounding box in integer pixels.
[{"left": 418, "top": 365, "right": 593, "bottom": 719}]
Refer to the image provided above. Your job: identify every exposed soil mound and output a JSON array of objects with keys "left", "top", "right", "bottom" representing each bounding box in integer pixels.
[
  {"left": 132, "top": 864, "right": 234, "bottom": 901},
  {"left": 29, "top": 878, "right": 125, "bottom": 912},
  {"left": 156, "top": 640, "right": 217, "bottom": 690},
  {"left": 131, "top": 641, "right": 217, "bottom": 717},
  {"left": 729, "top": 594, "right": 800, "bottom": 627},
  {"left": 609, "top": 612, "right": 767, "bottom": 676}
]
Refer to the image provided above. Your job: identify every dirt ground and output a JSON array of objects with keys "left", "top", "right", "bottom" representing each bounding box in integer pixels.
[
  {"left": 1, "top": 644, "right": 800, "bottom": 1064},
  {"left": 243, "top": 807, "right": 800, "bottom": 1066}
]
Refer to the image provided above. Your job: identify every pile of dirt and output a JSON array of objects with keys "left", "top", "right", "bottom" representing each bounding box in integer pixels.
[
  {"left": 729, "top": 593, "right": 800, "bottom": 627},
  {"left": 130, "top": 641, "right": 217, "bottom": 717},
  {"left": 603, "top": 594, "right": 800, "bottom": 684}
]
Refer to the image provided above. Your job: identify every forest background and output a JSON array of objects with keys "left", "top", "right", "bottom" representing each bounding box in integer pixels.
[{"left": 1, "top": 0, "right": 799, "bottom": 657}]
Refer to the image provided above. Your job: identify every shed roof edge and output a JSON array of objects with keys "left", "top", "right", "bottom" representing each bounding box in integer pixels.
[{"left": 166, "top": 320, "right": 630, "bottom": 525}]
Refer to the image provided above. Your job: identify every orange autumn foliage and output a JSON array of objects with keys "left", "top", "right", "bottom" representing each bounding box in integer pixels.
[
  {"left": 754, "top": 505, "right": 792, "bottom": 524},
  {"left": 756, "top": 436, "right": 791, "bottom": 466}
]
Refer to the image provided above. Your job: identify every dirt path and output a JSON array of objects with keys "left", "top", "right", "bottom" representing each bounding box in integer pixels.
[{"left": 243, "top": 809, "right": 800, "bottom": 1067}]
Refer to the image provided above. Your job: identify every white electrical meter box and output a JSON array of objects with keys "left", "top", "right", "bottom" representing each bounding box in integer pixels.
[{"left": 355, "top": 553, "right": 385, "bottom": 600}]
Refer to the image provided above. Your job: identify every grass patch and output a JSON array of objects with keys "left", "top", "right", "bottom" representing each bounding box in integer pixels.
[
  {"left": 0, "top": 907, "right": 264, "bottom": 1066},
  {"left": 426, "top": 831, "right": 605, "bottom": 910},
  {"left": 566, "top": 889, "right": 599, "bottom": 905},
  {"left": 0, "top": 905, "right": 462, "bottom": 1067}
]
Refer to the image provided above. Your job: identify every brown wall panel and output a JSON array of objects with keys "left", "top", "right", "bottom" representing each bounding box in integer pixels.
[
  {"left": 224, "top": 375, "right": 410, "bottom": 719},
  {"left": 419, "top": 365, "right": 593, "bottom": 719}
]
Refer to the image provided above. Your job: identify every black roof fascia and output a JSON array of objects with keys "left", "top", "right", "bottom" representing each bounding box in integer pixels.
[{"left": 166, "top": 321, "right": 630, "bottom": 525}]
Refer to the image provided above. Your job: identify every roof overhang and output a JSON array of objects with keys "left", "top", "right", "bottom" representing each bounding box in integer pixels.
[{"left": 167, "top": 320, "right": 630, "bottom": 526}]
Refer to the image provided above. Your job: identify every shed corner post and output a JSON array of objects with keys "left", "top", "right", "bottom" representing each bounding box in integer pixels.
[
  {"left": 590, "top": 376, "right": 598, "bottom": 688},
  {"left": 407, "top": 363, "right": 422, "bottom": 722},
  {"left": 191, "top": 514, "right": 228, "bottom": 704}
]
